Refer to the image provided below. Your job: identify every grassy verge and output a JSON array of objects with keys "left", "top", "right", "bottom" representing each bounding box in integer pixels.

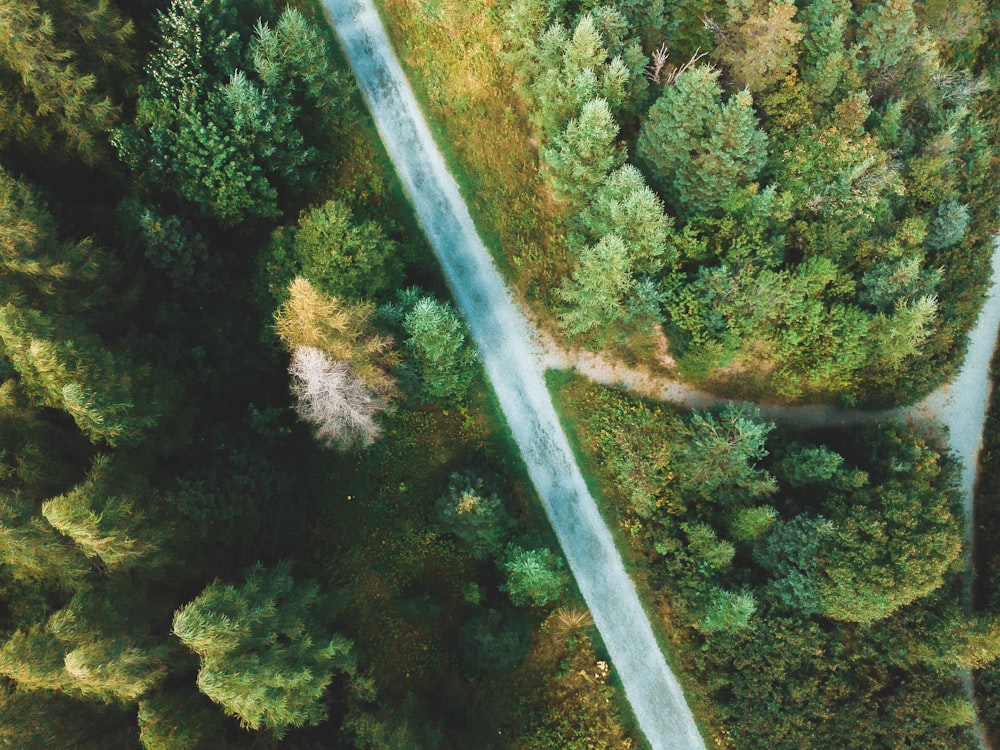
[{"left": 369, "top": 0, "right": 572, "bottom": 306}]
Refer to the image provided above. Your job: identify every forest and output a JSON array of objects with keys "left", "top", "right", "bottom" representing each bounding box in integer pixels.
[{"left": 1, "top": 0, "right": 999, "bottom": 748}]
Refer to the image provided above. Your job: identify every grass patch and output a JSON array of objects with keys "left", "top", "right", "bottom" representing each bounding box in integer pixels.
[{"left": 369, "top": 0, "right": 573, "bottom": 306}]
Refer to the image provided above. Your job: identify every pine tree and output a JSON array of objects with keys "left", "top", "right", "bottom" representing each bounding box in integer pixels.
[
  {"left": 41, "top": 455, "right": 174, "bottom": 572},
  {"left": 757, "top": 426, "right": 962, "bottom": 623},
  {"left": 557, "top": 234, "right": 634, "bottom": 339},
  {"left": 173, "top": 562, "right": 355, "bottom": 734},
  {"left": 854, "top": 0, "right": 917, "bottom": 75},
  {"left": 263, "top": 199, "right": 400, "bottom": 305},
  {"left": 522, "top": 14, "right": 628, "bottom": 138},
  {"left": 501, "top": 546, "right": 569, "bottom": 608},
  {"left": 578, "top": 165, "right": 674, "bottom": 273},
  {"left": 638, "top": 66, "right": 768, "bottom": 216},
  {"left": 402, "top": 296, "right": 477, "bottom": 401},
  {"left": 541, "top": 98, "right": 622, "bottom": 207},
  {"left": 0, "top": 0, "right": 126, "bottom": 162},
  {"left": 674, "top": 405, "right": 776, "bottom": 500},
  {"left": 0, "top": 304, "right": 160, "bottom": 446},
  {"left": 0, "top": 492, "right": 87, "bottom": 587},
  {"left": 0, "top": 167, "right": 103, "bottom": 303},
  {"left": 437, "top": 472, "right": 513, "bottom": 560},
  {"left": 800, "top": 0, "right": 853, "bottom": 105}
]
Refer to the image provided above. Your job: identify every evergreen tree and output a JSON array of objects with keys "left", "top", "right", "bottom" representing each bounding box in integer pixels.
[
  {"left": 501, "top": 545, "right": 569, "bottom": 608},
  {"left": 116, "top": 1, "right": 351, "bottom": 226},
  {"left": 0, "top": 0, "right": 128, "bottom": 162},
  {"left": 263, "top": 199, "right": 400, "bottom": 305},
  {"left": 854, "top": 0, "right": 917, "bottom": 75},
  {"left": 577, "top": 164, "right": 674, "bottom": 273},
  {"left": 437, "top": 472, "right": 513, "bottom": 560},
  {"left": 520, "top": 14, "right": 628, "bottom": 138},
  {"left": 638, "top": 66, "right": 768, "bottom": 216},
  {"left": 557, "top": 234, "right": 634, "bottom": 339},
  {"left": 0, "top": 304, "right": 161, "bottom": 446},
  {"left": 173, "top": 561, "right": 355, "bottom": 734},
  {"left": 41, "top": 455, "right": 174, "bottom": 573},
  {"left": 0, "top": 492, "right": 87, "bottom": 587},
  {"left": 674, "top": 405, "right": 776, "bottom": 500},
  {"left": 541, "top": 98, "right": 622, "bottom": 207},
  {"left": 402, "top": 296, "right": 477, "bottom": 401},
  {"left": 757, "top": 427, "right": 962, "bottom": 623}
]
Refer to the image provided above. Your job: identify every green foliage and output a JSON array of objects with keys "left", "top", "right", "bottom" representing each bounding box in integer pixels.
[
  {"left": 757, "top": 427, "right": 963, "bottom": 623},
  {"left": 501, "top": 545, "right": 570, "bottom": 608},
  {"left": 697, "top": 587, "right": 757, "bottom": 633},
  {"left": 576, "top": 164, "right": 674, "bottom": 273},
  {"left": 674, "top": 404, "right": 776, "bottom": 499},
  {"left": 557, "top": 234, "right": 634, "bottom": 340},
  {"left": 263, "top": 198, "right": 401, "bottom": 305},
  {"left": 402, "top": 296, "right": 477, "bottom": 401},
  {"left": 0, "top": 304, "right": 162, "bottom": 446},
  {"left": 436, "top": 471, "right": 513, "bottom": 559},
  {"left": 0, "top": 586, "right": 169, "bottom": 702},
  {"left": 458, "top": 607, "right": 531, "bottom": 675},
  {"left": 541, "top": 97, "right": 622, "bottom": 207},
  {"left": 638, "top": 66, "right": 768, "bottom": 216},
  {"left": 41, "top": 455, "right": 174, "bottom": 572},
  {"left": 0, "top": 0, "right": 131, "bottom": 163},
  {"left": 554, "top": 376, "right": 980, "bottom": 747},
  {"left": 728, "top": 505, "right": 777, "bottom": 541},
  {"left": 713, "top": 0, "right": 803, "bottom": 92},
  {"left": 116, "top": 2, "right": 353, "bottom": 226},
  {"left": 516, "top": 13, "right": 627, "bottom": 138},
  {"left": 173, "top": 561, "right": 354, "bottom": 734},
  {"left": 137, "top": 688, "right": 230, "bottom": 750},
  {"left": 682, "top": 522, "right": 735, "bottom": 572},
  {"left": 927, "top": 199, "right": 971, "bottom": 251}
]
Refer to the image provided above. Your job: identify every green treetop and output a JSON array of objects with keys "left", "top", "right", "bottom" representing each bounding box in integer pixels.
[{"left": 173, "top": 561, "right": 354, "bottom": 734}]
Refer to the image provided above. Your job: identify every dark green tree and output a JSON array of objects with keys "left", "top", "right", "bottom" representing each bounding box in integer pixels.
[{"left": 638, "top": 65, "right": 768, "bottom": 216}]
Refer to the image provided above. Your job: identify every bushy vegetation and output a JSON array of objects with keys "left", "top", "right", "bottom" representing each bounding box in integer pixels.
[{"left": 552, "top": 372, "right": 999, "bottom": 748}]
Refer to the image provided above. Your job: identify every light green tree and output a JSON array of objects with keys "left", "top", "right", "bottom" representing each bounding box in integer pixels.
[
  {"left": 0, "top": 304, "right": 161, "bottom": 446},
  {"left": 541, "top": 97, "right": 622, "bottom": 207},
  {"left": 403, "top": 296, "right": 477, "bottom": 401},
  {"left": 173, "top": 562, "right": 354, "bottom": 734},
  {"left": 557, "top": 234, "right": 634, "bottom": 338},
  {"left": 42, "top": 455, "right": 173, "bottom": 572},
  {"left": 520, "top": 14, "right": 627, "bottom": 137},
  {"left": 578, "top": 164, "right": 674, "bottom": 273}
]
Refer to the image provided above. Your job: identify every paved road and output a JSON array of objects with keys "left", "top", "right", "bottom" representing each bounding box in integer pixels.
[{"left": 323, "top": 2, "right": 706, "bottom": 748}]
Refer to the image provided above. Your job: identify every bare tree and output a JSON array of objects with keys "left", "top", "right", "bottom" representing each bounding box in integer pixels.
[
  {"left": 288, "top": 346, "right": 388, "bottom": 450},
  {"left": 645, "top": 42, "right": 709, "bottom": 87}
]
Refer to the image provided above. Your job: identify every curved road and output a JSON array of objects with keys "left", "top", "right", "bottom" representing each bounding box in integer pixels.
[{"left": 324, "top": 2, "right": 706, "bottom": 749}]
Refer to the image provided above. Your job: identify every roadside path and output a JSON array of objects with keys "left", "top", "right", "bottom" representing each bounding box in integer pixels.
[{"left": 324, "top": 2, "right": 707, "bottom": 749}]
